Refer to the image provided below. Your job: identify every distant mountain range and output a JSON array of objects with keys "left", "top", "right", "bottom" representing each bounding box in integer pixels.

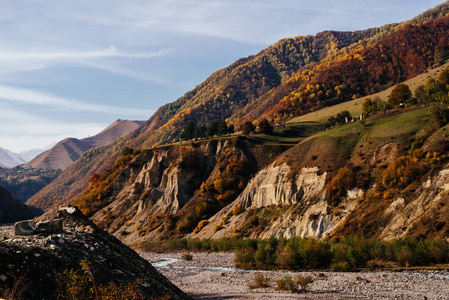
[
  {"left": 0, "top": 147, "right": 27, "bottom": 168},
  {"left": 0, "top": 119, "right": 144, "bottom": 171},
  {"left": 24, "top": 119, "right": 144, "bottom": 170}
]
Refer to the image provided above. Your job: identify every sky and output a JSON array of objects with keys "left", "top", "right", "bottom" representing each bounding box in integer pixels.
[{"left": 0, "top": 0, "right": 444, "bottom": 152}]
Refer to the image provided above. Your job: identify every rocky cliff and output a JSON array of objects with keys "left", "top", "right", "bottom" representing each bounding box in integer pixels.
[{"left": 83, "top": 138, "right": 264, "bottom": 244}]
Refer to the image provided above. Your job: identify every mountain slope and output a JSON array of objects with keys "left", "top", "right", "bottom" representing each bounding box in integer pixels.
[
  {"left": 0, "top": 147, "right": 25, "bottom": 168},
  {"left": 25, "top": 119, "right": 143, "bottom": 170},
  {"left": 28, "top": 2, "right": 449, "bottom": 214},
  {"left": 0, "top": 185, "right": 33, "bottom": 223}
]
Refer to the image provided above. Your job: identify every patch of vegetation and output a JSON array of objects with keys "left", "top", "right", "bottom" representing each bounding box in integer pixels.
[
  {"left": 73, "top": 147, "right": 140, "bottom": 218},
  {"left": 139, "top": 236, "right": 449, "bottom": 271},
  {"left": 248, "top": 272, "right": 271, "bottom": 289},
  {"left": 0, "top": 167, "right": 61, "bottom": 203},
  {"left": 1, "top": 260, "right": 146, "bottom": 300}
]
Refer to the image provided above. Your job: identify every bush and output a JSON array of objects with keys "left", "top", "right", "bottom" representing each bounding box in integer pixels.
[
  {"left": 326, "top": 167, "right": 354, "bottom": 205},
  {"left": 193, "top": 220, "right": 209, "bottom": 234},
  {"left": 232, "top": 205, "right": 243, "bottom": 216},
  {"left": 295, "top": 275, "right": 314, "bottom": 293},
  {"left": 249, "top": 272, "right": 270, "bottom": 288},
  {"left": 275, "top": 276, "right": 296, "bottom": 292},
  {"left": 397, "top": 247, "right": 414, "bottom": 267},
  {"left": 182, "top": 254, "right": 193, "bottom": 261},
  {"left": 235, "top": 249, "right": 255, "bottom": 269},
  {"left": 330, "top": 261, "right": 353, "bottom": 272}
]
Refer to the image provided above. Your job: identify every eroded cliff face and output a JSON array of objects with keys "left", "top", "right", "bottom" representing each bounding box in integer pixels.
[
  {"left": 237, "top": 164, "right": 326, "bottom": 209},
  {"left": 90, "top": 139, "right": 259, "bottom": 244},
  {"left": 194, "top": 164, "right": 352, "bottom": 240},
  {"left": 86, "top": 128, "right": 449, "bottom": 244},
  {"left": 380, "top": 165, "right": 449, "bottom": 239}
]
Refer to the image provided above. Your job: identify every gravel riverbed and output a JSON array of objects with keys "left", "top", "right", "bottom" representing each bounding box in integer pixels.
[{"left": 139, "top": 251, "right": 449, "bottom": 300}]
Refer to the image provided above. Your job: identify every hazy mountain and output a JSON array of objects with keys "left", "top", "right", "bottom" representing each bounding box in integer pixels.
[
  {"left": 25, "top": 119, "right": 144, "bottom": 170},
  {"left": 0, "top": 147, "right": 26, "bottom": 168},
  {"left": 18, "top": 146, "right": 52, "bottom": 162}
]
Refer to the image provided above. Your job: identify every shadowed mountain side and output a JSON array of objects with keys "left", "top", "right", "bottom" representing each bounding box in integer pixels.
[
  {"left": 0, "top": 185, "right": 33, "bottom": 223},
  {"left": 25, "top": 120, "right": 144, "bottom": 170}
]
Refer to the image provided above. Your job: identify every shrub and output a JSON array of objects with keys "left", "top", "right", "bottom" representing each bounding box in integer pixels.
[
  {"left": 397, "top": 247, "right": 414, "bottom": 267},
  {"left": 56, "top": 260, "right": 144, "bottom": 299},
  {"left": 326, "top": 167, "right": 354, "bottom": 205},
  {"left": 235, "top": 249, "right": 255, "bottom": 269},
  {"left": 249, "top": 272, "right": 270, "bottom": 288},
  {"left": 213, "top": 224, "right": 223, "bottom": 232},
  {"left": 295, "top": 275, "right": 314, "bottom": 293},
  {"left": 232, "top": 205, "right": 243, "bottom": 216},
  {"left": 193, "top": 220, "right": 209, "bottom": 234},
  {"left": 182, "top": 254, "right": 193, "bottom": 261},
  {"left": 330, "top": 261, "right": 353, "bottom": 272},
  {"left": 275, "top": 276, "right": 296, "bottom": 292}
]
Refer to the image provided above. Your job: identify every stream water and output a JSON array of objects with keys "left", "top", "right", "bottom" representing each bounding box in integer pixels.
[{"left": 151, "top": 256, "right": 242, "bottom": 273}]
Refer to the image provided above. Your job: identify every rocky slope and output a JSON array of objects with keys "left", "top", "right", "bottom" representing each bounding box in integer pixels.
[
  {"left": 83, "top": 138, "right": 266, "bottom": 244},
  {"left": 0, "top": 206, "right": 191, "bottom": 299}
]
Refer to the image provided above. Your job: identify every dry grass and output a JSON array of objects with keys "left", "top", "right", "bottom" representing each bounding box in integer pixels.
[{"left": 288, "top": 61, "right": 449, "bottom": 124}]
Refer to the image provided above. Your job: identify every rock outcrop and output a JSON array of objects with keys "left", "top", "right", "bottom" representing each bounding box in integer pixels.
[
  {"left": 195, "top": 165, "right": 343, "bottom": 239},
  {"left": 0, "top": 206, "right": 192, "bottom": 300}
]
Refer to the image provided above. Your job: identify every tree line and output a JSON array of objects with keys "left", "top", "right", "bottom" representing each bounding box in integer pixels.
[{"left": 180, "top": 119, "right": 274, "bottom": 141}]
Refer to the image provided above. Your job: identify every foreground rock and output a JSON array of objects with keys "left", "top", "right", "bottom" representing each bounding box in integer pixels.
[{"left": 0, "top": 207, "right": 192, "bottom": 300}]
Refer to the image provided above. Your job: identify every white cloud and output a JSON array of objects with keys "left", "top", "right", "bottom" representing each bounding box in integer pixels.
[
  {"left": 0, "top": 46, "right": 164, "bottom": 61},
  {"left": 0, "top": 46, "right": 169, "bottom": 80},
  {"left": 0, "top": 84, "right": 154, "bottom": 117},
  {"left": 0, "top": 105, "right": 108, "bottom": 152}
]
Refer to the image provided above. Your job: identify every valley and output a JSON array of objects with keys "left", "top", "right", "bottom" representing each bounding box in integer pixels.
[
  {"left": 143, "top": 251, "right": 449, "bottom": 299},
  {"left": 2, "top": 2, "right": 449, "bottom": 298}
]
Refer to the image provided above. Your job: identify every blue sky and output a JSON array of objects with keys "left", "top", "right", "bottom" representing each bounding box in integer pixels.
[{"left": 0, "top": 0, "right": 444, "bottom": 152}]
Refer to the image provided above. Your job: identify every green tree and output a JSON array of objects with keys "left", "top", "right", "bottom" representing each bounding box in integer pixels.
[
  {"left": 180, "top": 120, "right": 195, "bottom": 140},
  {"left": 217, "top": 120, "right": 228, "bottom": 136},
  {"left": 207, "top": 121, "right": 219, "bottom": 137},
  {"left": 362, "top": 98, "right": 376, "bottom": 117},
  {"left": 257, "top": 119, "right": 273, "bottom": 134},
  {"left": 414, "top": 85, "right": 428, "bottom": 104},
  {"left": 438, "top": 67, "right": 449, "bottom": 87},
  {"left": 335, "top": 110, "right": 352, "bottom": 124},
  {"left": 198, "top": 125, "right": 208, "bottom": 138},
  {"left": 388, "top": 83, "right": 412, "bottom": 107},
  {"left": 434, "top": 44, "right": 449, "bottom": 65},
  {"left": 242, "top": 121, "right": 255, "bottom": 136}
]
